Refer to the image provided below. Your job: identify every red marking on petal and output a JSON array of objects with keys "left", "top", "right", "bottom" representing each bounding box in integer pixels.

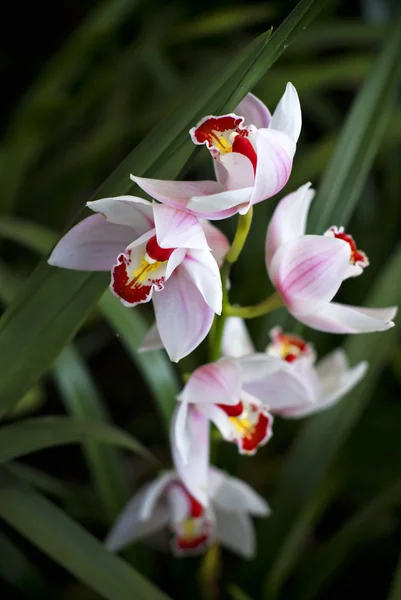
[
  {"left": 193, "top": 116, "right": 245, "bottom": 146},
  {"left": 232, "top": 135, "right": 257, "bottom": 173},
  {"left": 217, "top": 401, "right": 243, "bottom": 417},
  {"left": 176, "top": 534, "right": 209, "bottom": 551},
  {"left": 277, "top": 332, "right": 308, "bottom": 354},
  {"left": 285, "top": 354, "right": 297, "bottom": 363},
  {"left": 189, "top": 496, "right": 204, "bottom": 519},
  {"left": 240, "top": 410, "right": 272, "bottom": 453},
  {"left": 111, "top": 253, "right": 153, "bottom": 306},
  {"left": 328, "top": 227, "right": 369, "bottom": 268},
  {"left": 146, "top": 235, "right": 175, "bottom": 262}
]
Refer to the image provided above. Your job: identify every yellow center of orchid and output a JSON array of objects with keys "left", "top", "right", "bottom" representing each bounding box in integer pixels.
[
  {"left": 182, "top": 519, "right": 198, "bottom": 540},
  {"left": 129, "top": 258, "right": 162, "bottom": 284}
]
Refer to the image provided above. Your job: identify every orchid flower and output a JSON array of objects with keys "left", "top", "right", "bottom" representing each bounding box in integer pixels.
[
  {"left": 131, "top": 83, "right": 301, "bottom": 220},
  {"left": 105, "top": 468, "right": 270, "bottom": 558},
  {"left": 222, "top": 318, "right": 368, "bottom": 417},
  {"left": 172, "top": 357, "right": 281, "bottom": 469},
  {"left": 265, "top": 182, "right": 397, "bottom": 333},
  {"left": 48, "top": 197, "right": 229, "bottom": 362}
]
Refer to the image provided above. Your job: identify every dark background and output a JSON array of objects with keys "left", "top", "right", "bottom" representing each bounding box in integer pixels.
[{"left": 0, "top": 0, "right": 401, "bottom": 599}]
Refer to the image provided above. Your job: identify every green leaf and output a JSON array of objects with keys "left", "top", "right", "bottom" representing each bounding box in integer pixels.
[
  {"left": 307, "top": 11, "right": 401, "bottom": 233},
  {"left": 0, "top": 0, "right": 329, "bottom": 419},
  {"left": 0, "top": 416, "right": 158, "bottom": 466},
  {"left": 0, "top": 466, "right": 171, "bottom": 600},
  {"left": 0, "top": 529, "right": 47, "bottom": 596},
  {"left": 257, "top": 244, "right": 401, "bottom": 592},
  {"left": 7, "top": 462, "right": 72, "bottom": 499},
  {"left": 295, "top": 477, "right": 401, "bottom": 599},
  {"left": 99, "top": 292, "right": 179, "bottom": 429},
  {"left": 388, "top": 555, "right": 401, "bottom": 600},
  {"left": 53, "top": 345, "right": 129, "bottom": 520}
]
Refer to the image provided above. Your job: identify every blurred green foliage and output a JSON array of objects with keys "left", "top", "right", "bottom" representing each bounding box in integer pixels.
[{"left": 0, "top": 0, "right": 401, "bottom": 599}]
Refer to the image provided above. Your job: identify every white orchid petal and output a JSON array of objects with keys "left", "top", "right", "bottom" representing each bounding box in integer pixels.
[
  {"left": 215, "top": 509, "right": 256, "bottom": 558},
  {"left": 269, "top": 235, "right": 351, "bottom": 316},
  {"left": 212, "top": 475, "right": 270, "bottom": 516},
  {"left": 131, "top": 175, "right": 223, "bottom": 210},
  {"left": 243, "top": 367, "right": 315, "bottom": 413},
  {"left": 180, "top": 358, "right": 242, "bottom": 406},
  {"left": 153, "top": 268, "right": 215, "bottom": 362},
  {"left": 219, "top": 152, "right": 255, "bottom": 190},
  {"left": 238, "top": 353, "right": 282, "bottom": 383},
  {"left": 315, "top": 348, "right": 349, "bottom": 379},
  {"left": 138, "top": 322, "right": 164, "bottom": 353},
  {"left": 139, "top": 472, "right": 177, "bottom": 521},
  {"left": 251, "top": 129, "right": 295, "bottom": 205},
  {"left": 87, "top": 195, "right": 153, "bottom": 233},
  {"left": 270, "top": 82, "right": 302, "bottom": 143},
  {"left": 200, "top": 220, "right": 230, "bottom": 266},
  {"left": 297, "top": 302, "right": 397, "bottom": 334},
  {"left": 171, "top": 401, "right": 191, "bottom": 466},
  {"left": 171, "top": 407, "right": 210, "bottom": 506},
  {"left": 235, "top": 93, "right": 271, "bottom": 129},
  {"left": 48, "top": 214, "right": 134, "bottom": 271},
  {"left": 265, "top": 183, "right": 315, "bottom": 267},
  {"left": 187, "top": 186, "right": 253, "bottom": 215},
  {"left": 182, "top": 249, "right": 222, "bottom": 314},
  {"left": 152, "top": 202, "right": 209, "bottom": 250},
  {"left": 222, "top": 317, "right": 255, "bottom": 358}
]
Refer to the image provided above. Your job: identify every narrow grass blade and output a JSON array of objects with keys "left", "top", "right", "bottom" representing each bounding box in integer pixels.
[
  {"left": 307, "top": 11, "right": 401, "bottom": 233},
  {"left": 0, "top": 529, "right": 47, "bottom": 596},
  {"left": 54, "top": 345, "right": 129, "bottom": 520},
  {"left": 0, "top": 416, "right": 158, "bottom": 466},
  {"left": 0, "top": 0, "right": 329, "bottom": 418},
  {"left": 388, "top": 555, "right": 401, "bottom": 600},
  {"left": 0, "top": 466, "right": 171, "bottom": 600}
]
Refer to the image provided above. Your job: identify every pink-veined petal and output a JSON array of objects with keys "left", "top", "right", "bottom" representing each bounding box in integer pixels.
[
  {"left": 215, "top": 509, "right": 256, "bottom": 558},
  {"left": 153, "top": 268, "right": 215, "bottom": 362},
  {"left": 210, "top": 470, "right": 270, "bottom": 516},
  {"left": 297, "top": 302, "right": 397, "bottom": 334},
  {"left": 222, "top": 317, "right": 255, "bottom": 358},
  {"left": 87, "top": 195, "right": 154, "bottom": 234},
  {"left": 251, "top": 128, "right": 296, "bottom": 205},
  {"left": 270, "top": 82, "right": 302, "bottom": 143},
  {"left": 265, "top": 183, "right": 315, "bottom": 268},
  {"left": 48, "top": 214, "right": 134, "bottom": 271},
  {"left": 152, "top": 202, "right": 209, "bottom": 250},
  {"left": 200, "top": 220, "right": 229, "bottom": 266},
  {"left": 171, "top": 406, "right": 210, "bottom": 506},
  {"left": 182, "top": 249, "right": 222, "bottom": 314},
  {"left": 219, "top": 152, "right": 255, "bottom": 190},
  {"left": 187, "top": 186, "right": 253, "bottom": 215},
  {"left": 269, "top": 235, "right": 351, "bottom": 315},
  {"left": 235, "top": 93, "right": 271, "bottom": 129},
  {"left": 180, "top": 357, "right": 242, "bottom": 406},
  {"left": 131, "top": 175, "right": 223, "bottom": 208}
]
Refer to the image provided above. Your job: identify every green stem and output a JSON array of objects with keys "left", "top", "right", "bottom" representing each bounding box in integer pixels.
[
  {"left": 225, "top": 207, "right": 253, "bottom": 264},
  {"left": 224, "top": 292, "right": 283, "bottom": 319}
]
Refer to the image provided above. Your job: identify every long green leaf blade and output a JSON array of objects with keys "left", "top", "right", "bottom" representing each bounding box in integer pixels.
[
  {"left": 0, "top": 0, "right": 329, "bottom": 417},
  {"left": 308, "top": 11, "right": 401, "bottom": 233},
  {"left": 54, "top": 345, "right": 129, "bottom": 520},
  {"left": 0, "top": 416, "right": 158, "bottom": 466},
  {"left": 0, "top": 466, "right": 171, "bottom": 600}
]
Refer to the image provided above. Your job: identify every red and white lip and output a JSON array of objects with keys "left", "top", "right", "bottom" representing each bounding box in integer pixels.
[
  {"left": 168, "top": 484, "right": 213, "bottom": 556},
  {"left": 324, "top": 226, "right": 369, "bottom": 279},
  {"left": 266, "top": 326, "right": 315, "bottom": 364}
]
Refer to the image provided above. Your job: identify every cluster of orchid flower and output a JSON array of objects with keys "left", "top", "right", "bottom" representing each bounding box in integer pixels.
[{"left": 49, "top": 83, "right": 397, "bottom": 558}]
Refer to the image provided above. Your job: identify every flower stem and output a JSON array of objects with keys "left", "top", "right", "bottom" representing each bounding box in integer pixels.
[
  {"left": 224, "top": 292, "right": 283, "bottom": 319},
  {"left": 225, "top": 206, "right": 253, "bottom": 264}
]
